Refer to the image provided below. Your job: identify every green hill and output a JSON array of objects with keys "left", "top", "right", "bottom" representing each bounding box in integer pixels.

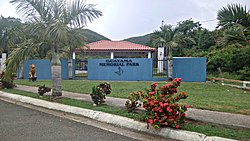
[
  {"left": 84, "top": 29, "right": 110, "bottom": 43},
  {"left": 123, "top": 33, "right": 154, "bottom": 47}
]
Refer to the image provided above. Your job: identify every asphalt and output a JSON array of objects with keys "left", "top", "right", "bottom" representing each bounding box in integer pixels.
[{"left": 0, "top": 84, "right": 250, "bottom": 141}]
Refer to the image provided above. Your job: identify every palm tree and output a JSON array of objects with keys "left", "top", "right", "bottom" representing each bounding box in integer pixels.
[
  {"left": 152, "top": 25, "right": 178, "bottom": 80},
  {"left": 4, "top": 0, "right": 102, "bottom": 96},
  {"left": 152, "top": 24, "right": 196, "bottom": 80},
  {"left": 217, "top": 3, "right": 250, "bottom": 43},
  {"left": 219, "top": 24, "right": 249, "bottom": 46},
  {"left": 217, "top": 3, "right": 250, "bottom": 28}
]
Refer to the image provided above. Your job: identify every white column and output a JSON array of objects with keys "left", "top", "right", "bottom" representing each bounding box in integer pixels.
[
  {"left": 111, "top": 52, "right": 114, "bottom": 59},
  {"left": 157, "top": 47, "right": 164, "bottom": 73},
  {"left": 148, "top": 51, "right": 151, "bottom": 58},
  {"left": 72, "top": 52, "right": 76, "bottom": 59}
]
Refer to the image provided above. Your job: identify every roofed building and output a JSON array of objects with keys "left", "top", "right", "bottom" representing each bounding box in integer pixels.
[{"left": 75, "top": 40, "right": 156, "bottom": 59}]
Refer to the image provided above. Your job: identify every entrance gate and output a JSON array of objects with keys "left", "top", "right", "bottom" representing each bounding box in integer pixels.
[
  {"left": 75, "top": 59, "right": 88, "bottom": 79},
  {"left": 152, "top": 59, "right": 167, "bottom": 78}
]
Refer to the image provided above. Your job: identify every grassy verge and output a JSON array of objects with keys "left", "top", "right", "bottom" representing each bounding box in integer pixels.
[
  {"left": 14, "top": 80, "right": 250, "bottom": 115},
  {"left": 1, "top": 89, "right": 250, "bottom": 140}
]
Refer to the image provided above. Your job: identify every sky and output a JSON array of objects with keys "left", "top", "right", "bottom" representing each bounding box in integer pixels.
[{"left": 0, "top": 0, "right": 249, "bottom": 40}]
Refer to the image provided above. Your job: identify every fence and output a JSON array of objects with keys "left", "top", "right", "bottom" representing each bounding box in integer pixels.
[{"left": 75, "top": 60, "right": 88, "bottom": 70}]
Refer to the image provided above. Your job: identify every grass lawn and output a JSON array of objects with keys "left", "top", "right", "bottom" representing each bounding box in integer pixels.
[
  {"left": 14, "top": 80, "right": 250, "bottom": 115},
  {"left": 1, "top": 89, "right": 250, "bottom": 140}
]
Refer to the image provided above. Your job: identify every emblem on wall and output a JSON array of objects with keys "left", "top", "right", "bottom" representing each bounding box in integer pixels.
[{"left": 115, "top": 67, "right": 124, "bottom": 76}]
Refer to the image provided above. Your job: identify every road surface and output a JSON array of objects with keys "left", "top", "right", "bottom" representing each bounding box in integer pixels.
[{"left": 0, "top": 99, "right": 171, "bottom": 141}]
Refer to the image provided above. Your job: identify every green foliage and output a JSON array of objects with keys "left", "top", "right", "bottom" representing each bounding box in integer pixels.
[
  {"left": 90, "top": 82, "right": 112, "bottom": 105},
  {"left": 5, "top": 0, "right": 102, "bottom": 95},
  {"left": 0, "top": 16, "right": 22, "bottom": 53},
  {"left": 83, "top": 29, "right": 110, "bottom": 43},
  {"left": 125, "top": 91, "right": 144, "bottom": 113},
  {"left": 124, "top": 33, "right": 153, "bottom": 46},
  {"left": 217, "top": 3, "right": 250, "bottom": 28},
  {"left": 218, "top": 24, "right": 249, "bottom": 46},
  {"left": 207, "top": 44, "right": 250, "bottom": 80}
]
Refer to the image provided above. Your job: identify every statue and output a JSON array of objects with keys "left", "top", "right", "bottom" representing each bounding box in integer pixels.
[{"left": 29, "top": 64, "right": 37, "bottom": 81}]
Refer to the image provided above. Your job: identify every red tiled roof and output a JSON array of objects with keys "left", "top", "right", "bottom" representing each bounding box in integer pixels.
[{"left": 78, "top": 40, "right": 156, "bottom": 52}]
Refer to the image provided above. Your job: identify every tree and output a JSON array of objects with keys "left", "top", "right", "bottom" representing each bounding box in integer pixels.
[
  {"left": 176, "top": 19, "right": 201, "bottom": 35},
  {"left": 217, "top": 3, "right": 250, "bottom": 43},
  {"left": 152, "top": 24, "right": 179, "bottom": 80},
  {"left": 0, "top": 16, "right": 21, "bottom": 54},
  {"left": 152, "top": 22, "right": 197, "bottom": 79},
  {"left": 217, "top": 3, "right": 250, "bottom": 28},
  {"left": 4, "top": 0, "right": 102, "bottom": 96}
]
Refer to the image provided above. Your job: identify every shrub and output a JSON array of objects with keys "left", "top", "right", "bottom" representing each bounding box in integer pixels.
[
  {"left": 90, "top": 82, "right": 112, "bottom": 105},
  {"left": 125, "top": 91, "right": 144, "bottom": 113},
  {"left": 38, "top": 85, "right": 51, "bottom": 96},
  {"left": 142, "top": 78, "right": 189, "bottom": 129}
]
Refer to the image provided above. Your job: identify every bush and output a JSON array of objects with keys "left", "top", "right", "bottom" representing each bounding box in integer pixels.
[
  {"left": 125, "top": 91, "right": 144, "bottom": 113},
  {"left": 90, "top": 82, "right": 112, "bottom": 105},
  {"left": 38, "top": 85, "right": 51, "bottom": 96},
  {"left": 142, "top": 78, "right": 189, "bottom": 129}
]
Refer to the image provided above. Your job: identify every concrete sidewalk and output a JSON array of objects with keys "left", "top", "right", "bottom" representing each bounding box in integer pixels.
[{"left": 14, "top": 85, "right": 250, "bottom": 130}]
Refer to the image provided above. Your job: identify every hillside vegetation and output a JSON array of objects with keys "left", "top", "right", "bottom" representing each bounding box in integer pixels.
[{"left": 83, "top": 29, "right": 110, "bottom": 43}]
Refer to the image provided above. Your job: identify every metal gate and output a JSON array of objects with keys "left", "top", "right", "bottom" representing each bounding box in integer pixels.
[
  {"left": 75, "top": 60, "right": 88, "bottom": 80},
  {"left": 152, "top": 59, "right": 167, "bottom": 78}
]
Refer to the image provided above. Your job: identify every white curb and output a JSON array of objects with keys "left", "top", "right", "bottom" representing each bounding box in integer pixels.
[{"left": 0, "top": 92, "right": 237, "bottom": 141}]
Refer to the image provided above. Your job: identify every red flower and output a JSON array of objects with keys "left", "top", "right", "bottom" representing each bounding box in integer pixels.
[
  {"left": 151, "top": 82, "right": 157, "bottom": 87},
  {"left": 164, "top": 84, "right": 171, "bottom": 89},
  {"left": 164, "top": 115, "right": 168, "bottom": 119},
  {"left": 149, "top": 101, "right": 155, "bottom": 106},
  {"left": 167, "top": 106, "right": 173, "bottom": 112},
  {"left": 172, "top": 88, "right": 177, "bottom": 93},
  {"left": 159, "top": 102, "right": 164, "bottom": 107},
  {"left": 148, "top": 119, "right": 154, "bottom": 124},
  {"left": 174, "top": 78, "right": 182, "bottom": 82},
  {"left": 175, "top": 125, "right": 180, "bottom": 129},
  {"left": 149, "top": 91, "right": 155, "bottom": 95},
  {"left": 163, "top": 103, "right": 168, "bottom": 107},
  {"left": 185, "top": 105, "right": 189, "bottom": 109}
]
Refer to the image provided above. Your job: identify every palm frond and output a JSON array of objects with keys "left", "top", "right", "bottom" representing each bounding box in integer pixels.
[
  {"left": 218, "top": 24, "right": 248, "bottom": 46},
  {"left": 217, "top": 3, "right": 250, "bottom": 28},
  {"left": 67, "top": 0, "right": 102, "bottom": 27},
  {"left": 3, "top": 40, "right": 45, "bottom": 82}
]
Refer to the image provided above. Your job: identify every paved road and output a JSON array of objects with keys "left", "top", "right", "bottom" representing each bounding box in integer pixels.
[{"left": 0, "top": 100, "right": 169, "bottom": 141}]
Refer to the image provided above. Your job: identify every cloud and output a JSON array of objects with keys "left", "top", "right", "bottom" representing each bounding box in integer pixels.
[
  {"left": 0, "top": 0, "right": 18, "bottom": 18},
  {"left": 1, "top": 0, "right": 249, "bottom": 40}
]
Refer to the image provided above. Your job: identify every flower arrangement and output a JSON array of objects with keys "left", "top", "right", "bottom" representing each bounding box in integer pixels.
[
  {"left": 142, "top": 78, "right": 189, "bottom": 129},
  {"left": 90, "top": 82, "right": 112, "bottom": 105}
]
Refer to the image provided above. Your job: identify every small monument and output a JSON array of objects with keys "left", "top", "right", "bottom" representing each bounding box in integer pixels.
[{"left": 29, "top": 64, "right": 37, "bottom": 81}]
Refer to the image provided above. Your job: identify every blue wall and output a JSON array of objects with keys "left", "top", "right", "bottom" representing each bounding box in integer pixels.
[
  {"left": 88, "top": 58, "right": 206, "bottom": 82},
  {"left": 24, "top": 60, "right": 52, "bottom": 80},
  {"left": 88, "top": 58, "right": 152, "bottom": 81},
  {"left": 23, "top": 59, "right": 75, "bottom": 80},
  {"left": 171, "top": 57, "right": 207, "bottom": 82}
]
